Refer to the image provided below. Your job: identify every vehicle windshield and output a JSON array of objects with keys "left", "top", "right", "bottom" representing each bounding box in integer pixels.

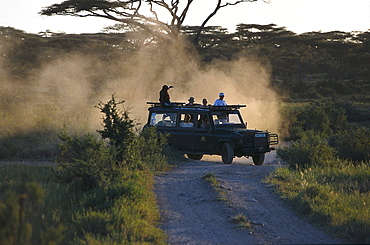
[{"left": 211, "top": 111, "right": 243, "bottom": 126}]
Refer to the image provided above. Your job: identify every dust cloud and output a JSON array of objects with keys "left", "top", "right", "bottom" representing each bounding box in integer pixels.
[{"left": 0, "top": 36, "right": 281, "bottom": 139}]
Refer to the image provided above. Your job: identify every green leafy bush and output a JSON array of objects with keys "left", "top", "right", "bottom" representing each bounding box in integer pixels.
[
  {"left": 54, "top": 95, "right": 172, "bottom": 191},
  {"left": 56, "top": 130, "right": 118, "bottom": 190},
  {"left": 277, "top": 131, "right": 338, "bottom": 170},
  {"left": 280, "top": 102, "right": 348, "bottom": 140},
  {"left": 50, "top": 94, "right": 174, "bottom": 243},
  {"left": 96, "top": 94, "right": 137, "bottom": 162},
  {"left": 330, "top": 127, "right": 370, "bottom": 163}
]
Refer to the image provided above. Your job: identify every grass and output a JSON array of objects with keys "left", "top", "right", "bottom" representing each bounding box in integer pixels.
[
  {"left": 202, "top": 172, "right": 228, "bottom": 202},
  {"left": 266, "top": 162, "right": 370, "bottom": 244},
  {"left": 0, "top": 102, "right": 92, "bottom": 160},
  {"left": 202, "top": 172, "right": 219, "bottom": 187},
  {"left": 0, "top": 163, "right": 167, "bottom": 244},
  {"left": 202, "top": 173, "right": 253, "bottom": 230},
  {"left": 230, "top": 214, "right": 252, "bottom": 229}
]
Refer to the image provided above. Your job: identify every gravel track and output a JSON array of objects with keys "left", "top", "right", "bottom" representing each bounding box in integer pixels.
[{"left": 155, "top": 153, "right": 342, "bottom": 244}]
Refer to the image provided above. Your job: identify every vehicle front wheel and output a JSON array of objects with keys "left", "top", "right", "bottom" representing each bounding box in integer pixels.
[
  {"left": 252, "top": 154, "right": 265, "bottom": 165},
  {"left": 186, "top": 154, "right": 203, "bottom": 161},
  {"left": 221, "top": 142, "right": 234, "bottom": 164}
]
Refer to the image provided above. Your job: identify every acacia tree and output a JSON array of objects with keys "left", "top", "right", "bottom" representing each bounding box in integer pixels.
[{"left": 40, "top": 0, "right": 260, "bottom": 46}]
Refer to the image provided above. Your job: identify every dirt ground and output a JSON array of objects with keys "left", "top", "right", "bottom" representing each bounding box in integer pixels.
[{"left": 154, "top": 153, "right": 343, "bottom": 245}]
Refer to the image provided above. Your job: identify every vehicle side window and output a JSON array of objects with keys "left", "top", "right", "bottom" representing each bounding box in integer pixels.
[
  {"left": 150, "top": 113, "right": 177, "bottom": 127},
  {"left": 180, "top": 113, "right": 193, "bottom": 128},
  {"left": 197, "top": 114, "right": 210, "bottom": 129},
  {"left": 212, "top": 113, "right": 228, "bottom": 124}
]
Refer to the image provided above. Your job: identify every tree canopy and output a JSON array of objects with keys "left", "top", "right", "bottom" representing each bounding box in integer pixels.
[{"left": 40, "top": 0, "right": 259, "bottom": 45}]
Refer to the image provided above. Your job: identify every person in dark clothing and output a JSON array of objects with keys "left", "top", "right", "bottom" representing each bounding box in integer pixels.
[
  {"left": 202, "top": 98, "right": 208, "bottom": 106},
  {"left": 159, "top": 85, "right": 173, "bottom": 107}
]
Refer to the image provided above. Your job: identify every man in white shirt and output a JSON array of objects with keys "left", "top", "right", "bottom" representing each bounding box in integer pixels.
[{"left": 214, "top": 92, "right": 227, "bottom": 106}]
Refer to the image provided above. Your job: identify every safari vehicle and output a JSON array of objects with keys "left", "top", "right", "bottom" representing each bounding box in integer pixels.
[{"left": 145, "top": 102, "right": 278, "bottom": 165}]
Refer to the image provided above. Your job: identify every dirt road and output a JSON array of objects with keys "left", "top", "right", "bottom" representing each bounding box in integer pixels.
[{"left": 154, "top": 153, "right": 342, "bottom": 244}]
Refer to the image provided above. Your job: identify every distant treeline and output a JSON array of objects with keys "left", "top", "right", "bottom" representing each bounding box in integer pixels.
[{"left": 1, "top": 24, "right": 369, "bottom": 99}]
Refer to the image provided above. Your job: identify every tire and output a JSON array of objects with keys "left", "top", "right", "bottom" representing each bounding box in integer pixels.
[
  {"left": 252, "top": 153, "right": 265, "bottom": 165},
  {"left": 186, "top": 154, "right": 203, "bottom": 161},
  {"left": 221, "top": 142, "right": 234, "bottom": 164}
]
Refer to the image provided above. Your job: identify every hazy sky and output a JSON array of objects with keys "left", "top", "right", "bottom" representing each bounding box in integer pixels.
[{"left": 1, "top": 0, "right": 369, "bottom": 34}]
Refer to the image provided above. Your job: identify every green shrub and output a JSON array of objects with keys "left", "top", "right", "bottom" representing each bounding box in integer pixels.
[
  {"left": 277, "top": 131, "right": 338, "bottom": 170},
  {"left": 297, "top": 104, "right": 332, "bottom": 135},
  {"left": 55, "top": 130, "right": 118, "bottom": 191},
  {"left": 280, "top": 102, "right": 348, "bottom": 140},
  {"left": 330, "top": 127, "right": 370, "bottom": 163},
  {"left": 96, "top": 94, "right": 137, "bottom": 162},
  {"left": 48, "top": 94, "right": 175, "bottom": 243}
]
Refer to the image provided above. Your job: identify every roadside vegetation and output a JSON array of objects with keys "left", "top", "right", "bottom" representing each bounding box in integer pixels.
[
  {"left": 267, "top": 102, "right": 370, "bottom": 244},
  {"left": 0, "top": 95, "right": 180, "bottom": 244}
]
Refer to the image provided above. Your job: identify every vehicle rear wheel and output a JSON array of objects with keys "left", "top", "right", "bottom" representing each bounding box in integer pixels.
[
  {"left": 221, "top": 142, "right": 234, "bottom": 164},
  {"left": 252, "top": 153, "right": 265, "bottom": 165},
  {"left": 186, "top": 154, "right": 203, "bottom": 161}
]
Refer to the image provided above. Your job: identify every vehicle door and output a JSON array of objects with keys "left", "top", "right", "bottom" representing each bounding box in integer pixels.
[
  {"left": 159, "top": 113, "right": 194, "bottom": 152},
  {"left": 149, "top": 111, "right": 180, "bottom": 147},
  {"left": 193, "top": 113, "right": 216, "bottom": 153},
  {"left": 172, "top": 113, "right": 196, "bottom": 151}
]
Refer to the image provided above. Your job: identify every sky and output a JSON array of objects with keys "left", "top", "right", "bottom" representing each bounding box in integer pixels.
[{"left": 1, "top": 0, "right": 369, "bottom": 35}]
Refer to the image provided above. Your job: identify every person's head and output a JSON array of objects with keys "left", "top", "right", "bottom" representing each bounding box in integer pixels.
[
  {"left": 162, "top": 85, "right": 173, "bottom": 90},
  {"left": 202, "top": 98, "right": 207, "bottom": 106},
  {"left": 188, "top": 97, "right": 195, "bottom": 103},
  {"left": 219, "top": 92, "right": 225, "bottom": 100}
]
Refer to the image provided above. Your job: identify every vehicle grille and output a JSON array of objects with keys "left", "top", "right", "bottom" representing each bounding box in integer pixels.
[{"left": 254, "top": 136, "right": 268, "bottom": 147}]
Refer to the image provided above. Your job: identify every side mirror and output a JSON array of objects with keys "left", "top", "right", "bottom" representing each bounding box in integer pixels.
[{"left": 245, "top": 122, "right": 248, "bottom": 128}]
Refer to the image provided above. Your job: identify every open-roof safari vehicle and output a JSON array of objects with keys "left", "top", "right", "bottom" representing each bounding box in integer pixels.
[{"left": 145, "top": 102, "right": 278, "bottom": 165}]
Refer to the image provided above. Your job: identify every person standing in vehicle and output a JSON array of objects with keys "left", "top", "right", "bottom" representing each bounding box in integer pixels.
[
  {"left": 202, "top": 98, "right": 208, "bottom": 107},
  {"left": 186, "top": 97, "right": 196, "bottom": 106},
  {"left": 159, "top": 85, "right": 173, "bottom": 107},
  {"left": 214, "top": 92, "right": 227, "bottom": 106},
  {"left": 185, "top": 97, "right": 196, "bottom": 123}
]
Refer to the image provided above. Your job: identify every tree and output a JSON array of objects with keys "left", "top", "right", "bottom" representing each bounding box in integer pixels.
[
  {"left": 182, "top": 25, "right": 235, "bottom": 61},
  {"left": 235, "top": 23, "right": 293, "bottom": 48},
  {"left": 40, "top": 0, "right": 260, "bottom": 46},
  {"left": 272, "top": 33, "right": 315, "bottom": 86}
]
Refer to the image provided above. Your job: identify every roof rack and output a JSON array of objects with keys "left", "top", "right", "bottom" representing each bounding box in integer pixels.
[
  {"left": 147, "top": 102, "right": 246, "bottom": 109},
  {"left": 147, "top": 102, "right": 185, "bottom": 107},
  {"left": 212, "top": 105, "right": 246, "bottom": 109}
]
